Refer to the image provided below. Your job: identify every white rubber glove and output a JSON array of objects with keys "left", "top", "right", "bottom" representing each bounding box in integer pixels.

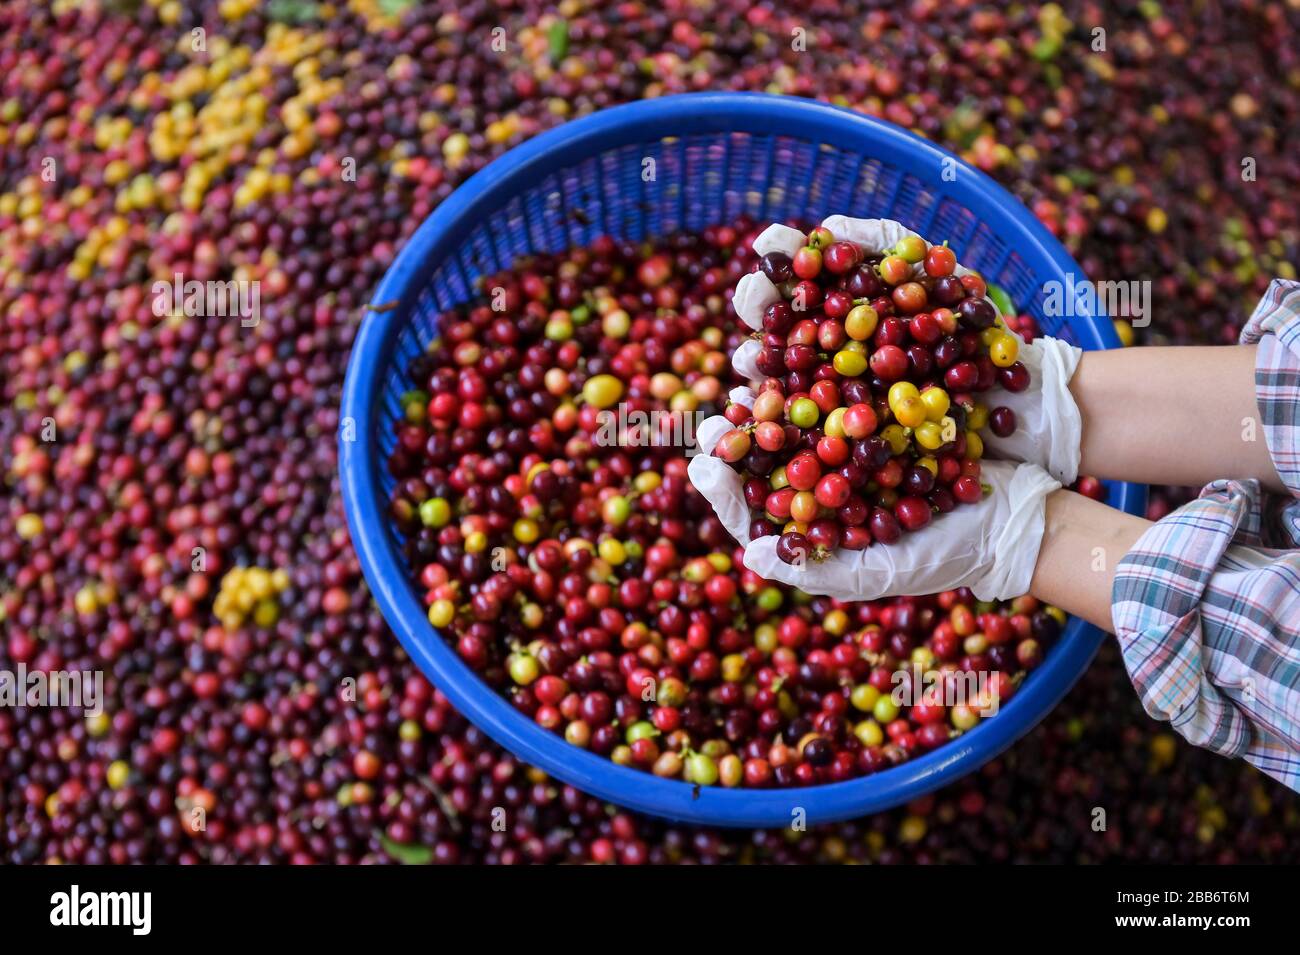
[
  {"left": 687, "top": 388, "right": 758, "bottom": 547},
  {"left": 980, "top": 334, "right": 1084, "bottom": 486},
  {"left": 695, "top": 458, "right": 1060, "bottom": 602}
]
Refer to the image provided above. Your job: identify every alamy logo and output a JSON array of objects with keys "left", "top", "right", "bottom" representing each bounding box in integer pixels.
[
  {"left": 1042, "top": 272, "right": 1151, "bottom": 327},
  {"left": 593, "top": 406, "right": 709, "bottom": 456},
  {"left": 0, "top": 664, "right": 103, "bottom": 716},
  {"left": 50, "top": 885, "right": 151, "bottom": 935},
  {"left": 891, "top": 662, "right": 999, "bottom": 715},
  {"left": 152, "top": 273, "right": 261, "bottom": 327}
]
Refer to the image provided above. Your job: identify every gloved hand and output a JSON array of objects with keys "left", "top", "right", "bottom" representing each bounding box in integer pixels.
[
  {"left": 729, "top": 215, "right": 1086, "bottom": 484},
  {"left": 689, "top": 438, "right": 1060, "bottom": 602},
  {"left": 978, "top": 333, "right": 1083, "bottom": 485}
]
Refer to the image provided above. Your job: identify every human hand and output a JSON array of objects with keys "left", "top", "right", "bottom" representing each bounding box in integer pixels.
[
  {"left": 689, "top": 427, "right": 1060, "bottom": 602},
  {"left": 979, "top": 333, "right": 1083, "bottom": 485}
]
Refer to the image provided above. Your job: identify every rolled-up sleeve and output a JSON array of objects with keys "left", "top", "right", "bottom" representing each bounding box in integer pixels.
[{"left": 1111, "top": 279, "right": 1300, "bottom": 792}]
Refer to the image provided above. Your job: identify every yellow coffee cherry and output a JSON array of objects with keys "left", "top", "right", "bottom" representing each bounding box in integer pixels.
[
  {"left": 427, "top": 599, "right": 455, "bottom": 628},
  {"left": 844, "top": 303, "right": 878, "bottom": 341},
  {"left": 823, "top": 407, "right": 846, "bottom": 438},
  {"left": 892, "top": 396, "right": 927, "bottom": 429},
  {"left": 823, "top": 609, "right": 849, "bottom": 636},
  {"left": 913, "top": 421, "right": 944, "bottom": 451},
  {"left": 887, "top": 381, "right": 919, "bottom": 408},
  {"left": 989, "top": 333, "right": 1020, "bottom": 368},
  {"left": 598, "top": 538, "right": 627, "bottom": 565},
  {"left": 850, "top": 684, "right": 880, "bottom": 712},
  {"left": 966, "top": 430, "right": 985, "bottom": 459},
  {"left": 899, "top": 816, "right": 927, "bottom": 843},
  {"left": 919, "top": 386, "right": 949, "bottom": 422},
  {"left": 832, "top": 349, "right": 868, "bottom": 377},
  {"left": 966, "top": 403, "right": 989, "bottom": 431},
  {"left": 880, "top": 424, "right": 909, "bottom": 455},
  {"left": 582, "top": 374, "right": 624, "bottom": 409},
  {"left": 854, "top": 719, "right": 884, "bottom": 747}
]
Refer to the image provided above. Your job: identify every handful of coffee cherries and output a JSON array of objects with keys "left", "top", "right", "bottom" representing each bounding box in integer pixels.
[{"left": 713, "top": 218, "right": 1028, "bottom": 565}]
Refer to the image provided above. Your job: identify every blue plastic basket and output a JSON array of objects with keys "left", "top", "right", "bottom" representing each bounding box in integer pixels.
[{"left": 340, "top": 93, "right": 1146, "bottom": 828}]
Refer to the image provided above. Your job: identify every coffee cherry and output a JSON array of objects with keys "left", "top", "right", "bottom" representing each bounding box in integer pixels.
[
  {"left": 932, "top": 275, "right": 967, "bottom": 305},
  {"left": 823, "top": 241, "right": 861, "bottom": 275},
  {"left": 754, "top": 420, "right": 787, "bottom": 452},
  {"left": 894, "top": 235, "right": 928, "bottom": 263},
  {"left": 878, "top": 255, "right": 911, "bottom": 285},
  {"left": 957, "top": 298, "right": 996, "bottom": 330},
  {"left": 787, "top": 397, "right": 821, "bottom": 428},
  {"left": 892, "top": 281, "right": 928, "bottom": 313},
  {"left": 714, "top": 429, "right": 752, "bottom": 463},
  {"left": 960, "top": 273, "right": 988, "bottom": 298},
  {"left": 944, "top": 360, "right": 979, "bottom": 391},
  {"left": 806, "top": 519, "right": 842, "bottom": 551},
  {"left": 924, "top": 245, "right": 957, "bottom": 276},
  {"left": 776, "top": 532, "right": 811, "bottom": 565},
  {"left": 989, "top": 407, "right": 1017, "bottom": 438},
  {"left": 832, "top": 347, "right": 869, "bottom": 377},
  {"left": 845, "top": 303, "right": 880, "bottom": 340},
  {"left": 763, "top": 301, "right": 795, "bottom": 334},
  {"left": 790, "top": 490, "right": 819, "bottom": 522},
  {"left": 750, "top": 394, "right": 783, "bottom": 428},
  {"left": 998, "top": 361, "right": 1031, "bottom": 393},
  {"left": 815, "top": 435, "right": 849, "bottom": 467},
  {"left": 988, "top": 333, "right": 1019, "bottom": 367},
  {"left": 869, "top": 345, "right": 909, "bottom": 382},
  {"left": 919, "top": 386, "right": 950, "bottom": 421},
  {"left": 761, "top": 251, "right": 794, "bottom": 283},
  {"left": 841, "top": 403, "right": 878, "bottom": 439},
  {"left": 815, "top": 474, "right": 851, "bottom": 508},
  {"left": 952, "top": 476, "right": 983, "bottom": 504},
  {"left": 785, "top": 452, "right": 822, "bottom": 491},
  {"left": 869, "top": 507, "right": 903, "bottom": 544},
  {"left": 895, "top": 496, "right": 932, "bottom": 531},
  {"left": 793, "top": 246, "right": 823, "bottom": 279}
]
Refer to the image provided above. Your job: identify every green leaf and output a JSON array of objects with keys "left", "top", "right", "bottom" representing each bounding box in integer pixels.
[
  {"left": 380, "top": 835, "right": 433, "bottom": 865},
  {"left": 267, "top": 0, "right": 321, "bottom": 24},
  {"left": 987, "top": 283, "right": 1017, "bottom": 317},
  {"left": 378, "top": 0, "right": 417, "bottom": 15},
  {"left": 1031, "top": 35, "right": 1061, "bottom": 62},
  {"left": 1065, "top": 168, "right": 1096, "bottom": 188},
  {"left": 548, "top": 19, "right": 569, "bottom": 62}
]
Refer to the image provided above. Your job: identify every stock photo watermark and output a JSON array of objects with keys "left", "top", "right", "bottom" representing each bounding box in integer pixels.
[
  {"left": 0, "top": 664, "right": 103, "bottom": 717},
  {"left": 1043, "top": 272, "right": 1151, "bottom": 328},
  {"left": 891, "top": 662, "right": 1001, "bottom": 716},
  {"left": 151, "top": 273, "right": 261, "bottom": 327},
  {"left": 593, "top": 405, "right": 710, "bottom": 456},
  {"left": 50, "top": 885, "right": 151, "bottom": 936}
]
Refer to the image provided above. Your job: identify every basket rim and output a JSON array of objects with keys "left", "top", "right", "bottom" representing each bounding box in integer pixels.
[{"left": 340, "top": 92, "right": 1146, "bottom": 827}]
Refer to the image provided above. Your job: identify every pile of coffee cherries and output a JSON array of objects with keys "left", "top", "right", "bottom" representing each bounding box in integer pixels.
[
  {"left": 715, "top": 227, "right": 1027, "bottom": 563},
  {"left": 5, "top": 0, "right": 1299, "bottom": 866},
  {"left": 388, "top": 226, "right": 1062, "bottom": 786}
]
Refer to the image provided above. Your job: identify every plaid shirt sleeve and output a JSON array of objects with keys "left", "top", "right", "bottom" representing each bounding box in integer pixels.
[{"left": 1111, "top": 279, "right": 1300, "bottom": 792}]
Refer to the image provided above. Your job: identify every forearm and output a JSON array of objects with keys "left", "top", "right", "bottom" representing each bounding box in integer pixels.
[
  {"left": 1028, "top": 489, "right": 1151, "bottom": 632},
  {"left": 1070, "top": 345, "right": 1286, "bottom": 494}
]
